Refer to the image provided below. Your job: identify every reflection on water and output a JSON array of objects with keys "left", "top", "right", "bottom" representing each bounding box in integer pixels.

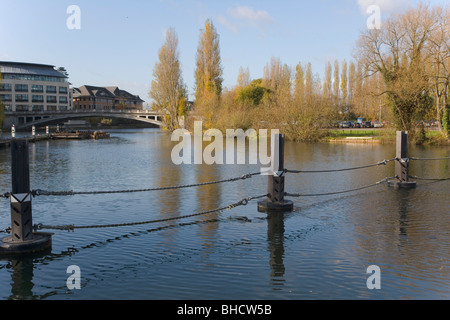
[
  {"left": 0, "top": 129, "right": 449, "bottom": 300},
  {"left": 267, "top": 212, "right": 285, "bottom": 288}
]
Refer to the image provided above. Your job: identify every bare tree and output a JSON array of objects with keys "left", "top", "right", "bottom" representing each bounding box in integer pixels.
[
  {"left": 356, "top": 3, "right": 440, "bottom": 136},
  {"left": 427, "top": 6, "right": 450, "bottom": 134},
  {"left": 237, "top": 66, "right": 250, "bottom": 88}
]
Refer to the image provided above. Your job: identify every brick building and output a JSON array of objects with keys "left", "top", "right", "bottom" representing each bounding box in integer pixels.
[{"left": 73, "top": 85, "right": 144, "bottom": 111}]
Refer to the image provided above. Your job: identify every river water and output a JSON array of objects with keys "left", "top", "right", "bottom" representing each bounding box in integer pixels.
[{"left": 0, "top": 128, "right": 448, "bottom": 300}]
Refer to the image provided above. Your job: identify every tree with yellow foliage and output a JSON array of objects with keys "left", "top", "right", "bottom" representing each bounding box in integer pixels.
[
  {"left": 149, "top": 28, "right": 187, "bottom": 132},
  {"left": 194, "top": 19, "right": 223, "bottom": 129}
]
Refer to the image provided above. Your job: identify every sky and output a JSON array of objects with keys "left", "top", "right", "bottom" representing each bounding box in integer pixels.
[{"left": 0, "top": 0, "right": 448, "bottom": 105}]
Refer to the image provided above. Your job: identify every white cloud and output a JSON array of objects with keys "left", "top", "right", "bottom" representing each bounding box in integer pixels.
[
  {"left": 357, "top": 0, "right": 411, "bottom": 15},
  {"left": 217, "top": 15, "right": 239, "bottom": 34},
  {"left": 228, "top": 6, "right": 274, "bottom": 25},
  {"left": 218, "top": 5, "right": 274, "bottom": 35}
]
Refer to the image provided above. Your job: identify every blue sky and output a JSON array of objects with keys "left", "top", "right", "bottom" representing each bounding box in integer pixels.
[{"left": 0, "top": 0, "right": 447, "bottom": 104}]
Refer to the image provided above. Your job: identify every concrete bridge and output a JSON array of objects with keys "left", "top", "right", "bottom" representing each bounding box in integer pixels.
[{"left": 3, "top": 109, "right": 165, "bottom": 130}]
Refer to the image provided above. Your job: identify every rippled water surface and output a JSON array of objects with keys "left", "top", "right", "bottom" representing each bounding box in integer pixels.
[{"left": 0, "top": 128, "right": 449, "bottom": 300}]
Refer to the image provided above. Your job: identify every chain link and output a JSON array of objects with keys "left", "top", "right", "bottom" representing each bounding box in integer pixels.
[
  {"left": 285, "top": 158, "right": 397, "bottom": 174},
  {"left": 285, "top": 177, "right": 394, "bottom": 197},
  {"left": 410, "top": 156, "right": 450, "bottom": 161},
  {"left": 409, "top": 175, "right": 450, "bottom": 181},
  {"left": 34, "top": 194, "right": 268, "bottom": 232},
  {"left": 31, "top": 172, "right": 262, "bottom": 197},
  {"left": 0, "top": 227, "right": 11, "bottom": 234}
]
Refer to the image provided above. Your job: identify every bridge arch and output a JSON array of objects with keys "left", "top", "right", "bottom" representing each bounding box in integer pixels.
[{"left": 5, "top": 110, "right": 166, "bottom": 130}]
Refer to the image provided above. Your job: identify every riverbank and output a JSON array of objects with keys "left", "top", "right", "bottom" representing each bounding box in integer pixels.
[
  {"left": 0, "top": 134, "right": 51, "bottom": 149},
  {"left": 0, "top": 131, "right": 111, "bottom": 149},
  {"left": 321, "top": 128, "right": 450, "bottom": 145}
]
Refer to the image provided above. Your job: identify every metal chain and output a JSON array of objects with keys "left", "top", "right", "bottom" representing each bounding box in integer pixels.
[
  {"left": 0, "top": 192, "right": 10, "bottom": 199},
  {"left": 0, "top": 227, "right": 11, "bottom": 234},
  {"left": 285, "top": 158, "right": 397, "bottom": 174},
  {"left": 410, "top": 156, "right": 450, "bottom": 161},
  {"left": 31, "top": 172, "right": 262, "bottom": 197},
  {"left": 34, "top": 194, "right": 268, "bottom": 232},
  {"left": 285, "top": 177, "right": 394, "bottom": 197},
  {"left": 409, "top": 175, "right": 450, "bottom": 181}
]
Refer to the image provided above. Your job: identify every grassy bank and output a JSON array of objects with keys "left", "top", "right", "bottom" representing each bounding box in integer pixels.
[{"left": 321, "top": 128, "right": 449, "bottom": 145}]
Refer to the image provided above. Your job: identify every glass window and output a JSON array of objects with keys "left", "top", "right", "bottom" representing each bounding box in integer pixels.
[
  {"left": 15, "top": 84, "right": 28, "bottom": 92},
  {"left": 31, "top": 85, "right": 43, "bottom": 93},
  {"left": 16, "top": 105, "right": 29, "bottom": 111},
  {"left": 32, "top": 105, "right": 44, "bottom": 111},
  {"left": 3, "top": 74, "right": 67, "bottom": 83},
  {"left": 59, "top": 96, "right": 68, "bottom": 103},
  {"left": 59, "top": 86, "right": 68, "bottom": 94},
  {"left": 15, "top": 94, "right": 29, "bottom": 102},
  {"left": 32, "top": 95, "right": 44, "bottom": 103},
  {"left": 0, "top": 83, "right": 12, "bottom": 91},
  {"left": 46, "top": 86, "right": 57, "bottom": 93},
  {"left": 47, "top": 96, "right": 57, "bottom": 103},
  {"left": 0, "top": 94, "right": 12, "bottom": 102}
]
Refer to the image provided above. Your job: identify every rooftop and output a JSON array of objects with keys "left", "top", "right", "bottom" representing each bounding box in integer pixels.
[
  {"left": 0, "top": 61, "right": 67, "bottom": 78},
  {"left": 73, "top": 85, "right": 144, "bottom": 102}
]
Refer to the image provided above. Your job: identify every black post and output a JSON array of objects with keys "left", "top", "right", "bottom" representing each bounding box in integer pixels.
[
  {"left": 258, "top": 133, "right": 294, "bottom": 212},
  {"left": 1, "top": 139, "right": 52, "bottom": 256},
  {"left": 10, "top": 139, "right": 33, "bottom": 242},
  {"left": 388, "top": 131, "right": 416, "bottom": 189}
]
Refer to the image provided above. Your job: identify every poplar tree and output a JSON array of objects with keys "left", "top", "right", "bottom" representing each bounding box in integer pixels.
[
  {"left": 294, "top": 63, "right": 305, "bottom": 107},
  {"left": 304, "top": 63, "right": 313, "bottom": 106},
  {"left": 341, "top": 60, "right": 348, "bottom": 108},
  {"left": 150, "top": 28, "right": 187, "bottom": 131},
  {"left": 333, "top": 60, "right": 340, "bottom": 106},
  {"left": 195, "top": 21, "right": 222, "bottom": 99},
  {"left": 323, "top": 62, "right": 332, "bottom": 100},
  {"left": 348, "top": 61, "right": 356, "bottom": 106}
]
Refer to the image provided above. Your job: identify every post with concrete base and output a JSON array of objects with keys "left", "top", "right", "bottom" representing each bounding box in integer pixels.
[
  {"left": 258, "top": 133, "right": 294, "bottom": 212},
  {"left": 388, "top": 131, "right": 417, "bottom": 189},
  {"left": 0, "top": 139, "right": 52, "bottom": 256}
]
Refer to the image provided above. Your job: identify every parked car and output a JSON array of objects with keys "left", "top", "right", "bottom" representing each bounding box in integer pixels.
[
  {"left": 362, "top": 121, "right": 373, "bottom": 128},
  {"left": 373, "top": 121, "right": 384, "bottom": 128},
  {"left": 339, "top": 121, "right": 352, "bottom": 128}
]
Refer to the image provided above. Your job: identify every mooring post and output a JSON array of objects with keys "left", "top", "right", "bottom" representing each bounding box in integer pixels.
[
  {"left": 257, "top": 133, "right": 294, "bottom": 212},
  {"left": 10, "top": 139, "right": 33, "bottom": 242},
  {"left": 388, "top": 131, "right": 416, "bottom": 189},
  {"left": 0, "top": 139, "right": 52, "bottom": 256}
]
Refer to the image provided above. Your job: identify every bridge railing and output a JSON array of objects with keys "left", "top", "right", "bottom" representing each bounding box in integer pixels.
[{"left": 5, "top": 109, "right": 160, "bottom": 115}]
